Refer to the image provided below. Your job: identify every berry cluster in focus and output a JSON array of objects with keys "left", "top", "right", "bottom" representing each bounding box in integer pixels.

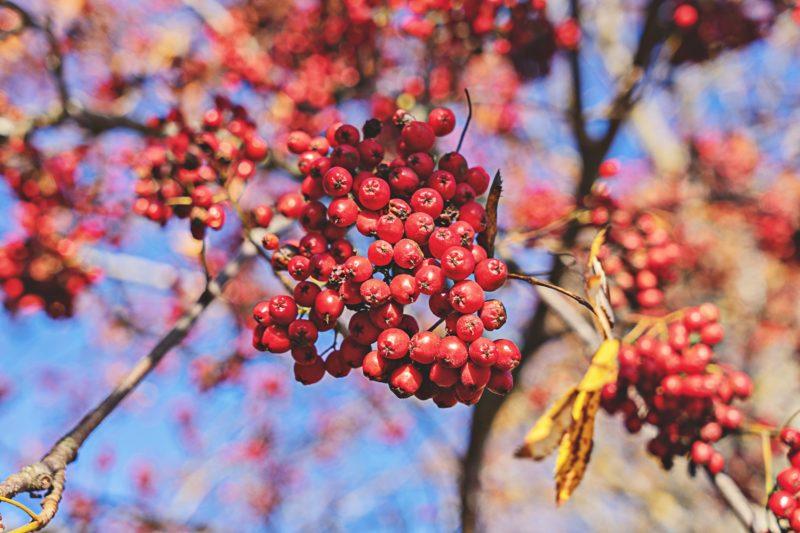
[{"left": 252, "top": 108, "right": 521, "bottom": 407}]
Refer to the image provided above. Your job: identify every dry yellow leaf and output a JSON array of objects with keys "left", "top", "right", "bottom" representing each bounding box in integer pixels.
[{"left": 515, "top": 339, "right": 620, "bottom": 504}]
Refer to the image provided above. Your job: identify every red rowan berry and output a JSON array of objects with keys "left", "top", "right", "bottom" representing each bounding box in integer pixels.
[
  {"left": 474, "top": 258, "right": 508, "bottom": 291},
  {"left": 428, "top": 108, "right": 456, "bottom": 136},
  {"left": 409, "top": 331, "right": 440, "bottom": 364},
  {"left": 456, "top": 314, "right": 484, "bottom": 342},
  {"left": 269, "top": 295, "right": 298, "bottom": 325},
  {"left": 461, "top": 361, "right": 491, "bottom": 389},
  {"left": 368, "top": 240, "right": 394, "bottom": 266},
  {"left": 448, "top": 280, "right": 485, "bottom": 314},
  {"left": 769, "top": 490, "right": 797, "bottom": 518},
  {"left": 357, "top": 177, "right": 391, "bottom": 210},
  {"left": 469, "top": 337, "right": 498, "bottom": 367},
  {"left": 441, "top": 246, "right": 476, "bottom": 281},
  {"left": 363, "top": 350, "right": 391, "bottom": 382},
  {"left": 294, "top": 356, "right": 326, "bottom": 385},
  {"left": 488, "top": 369, "right": 514, "bottom": 395},
  {"left": 480, "top": 299, "right": 507, "bottom": 330}
]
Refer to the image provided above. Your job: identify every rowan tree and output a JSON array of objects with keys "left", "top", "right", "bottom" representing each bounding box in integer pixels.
[{"left": 0, "top": 0, "right": 799, "bottom": 531}]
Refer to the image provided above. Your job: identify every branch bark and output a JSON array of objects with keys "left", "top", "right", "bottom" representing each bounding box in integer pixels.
[
  {"left": 460, "top": 2, "right": 668, "bottom": 530},
  {"left": 0, "top": 240, "right": 257, "bottom": 531}
]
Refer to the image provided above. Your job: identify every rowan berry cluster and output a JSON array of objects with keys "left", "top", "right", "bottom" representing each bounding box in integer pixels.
[
  {"left": 133, "top": 97, "right": 269, "bottom": 239},
  {"left": 588, "top": 186, "right": 682, "bottom": 311},
  {"left": 0, "top": 227, "right": 96, "bottom": 318},
  {"left": 251, "top": 108, "right": 521, "bottom": 407},
  {"left": 601, "top": 304, "right": 752, "bottom": 471},
  {"left": 669, "top": 1, "right": 784, "bottom": 64},
  {"left": 768, "top": 427, "right": 800, "bottom": 531},
  {"left": 0, "top": 139, "right": 82, "bottom": 210},
  {"left": 402, "top": 0, "right": 558, "bottom": 84}
]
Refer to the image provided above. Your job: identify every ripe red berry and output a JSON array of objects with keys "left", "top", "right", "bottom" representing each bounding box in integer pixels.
[
  {"left": 409, "top": 331, "right": 440, "bottom": 364},
  {"left": 387, "top": 166, "right": 420, "bottom": 197},
  {"left": 404, "top": 212, "right": 435, "bottom": 243},
  {"left": 393, "top": 238, "right": 424, "bottom": 269},
  {"left": 362, "top": 350, "right": 391, "bottom": 382},
  {"left": 287, "top": 131, "right": 312, "bottom": 154},
  {"left": 288, "top": 319, "right": 318, "bottom": 346},
  {"left": 474, "top": 258, "right": 508, "bottom": 291},
  {"left": 456, "top": 314, "right": 484, "bottom": 342},
  {"left": 428, "top": 363, "right": 457, "bottom": 389},
  {"left": 368, "top": 240, "right": 394, "bottom": 266},
  {"left": 206, "top": 205, "right": 225, "bottom": 230},
  {"left": 438, "top": 152, "right": 467, "bottom": 179},
  {"left": 293, "top": 281, "right": 320, "bottom": 307},
  {"left": 376, "top": 214, "right": 405, "bottom": 243},
  {"left": 291, "top": 345, "right": 318, "bottom": 365},
  {"left": 377, "top": 328, "right": 411, "bottom": 360},
  {"left": 700, "top": 422, "right": 723, "bottom": 443},
  {"left": 700, "top": 322, "right": 724, "bottom": 345},
  {"left": 245, "top": 136, "right": 268, "bottom": 160},
  {"left": 327, "top": 197, "right": 359, "bottom": 227},
  {"left": 415, "top": 264, "right": 445, "bottom": 295},
  {"left": 428, "top": 227, "right": 460, "bottom": 259},
  {"left": 441, "top": 246, "right": 476, "bottom": 281},
  {"left": 428, "top": 107, "right": 456, "bottom": 136},
  {"left": 673, "top": 4, "right": 698, "bottom": 27},
  {"left": 690, "top": 441, "right": 713, "bottom": 465},
  {"left": 288, "top": 255, "right": 312, "bottom": 281},
  {"left": 469, "top": 337, "right": 498, "bottom": 367},
  {"left": 782, "top": 428, "right": 800, "bottom": 450},
  {"left": 488, "top": 369, "right": 514, "bottom": 395},
  {"left": 461, "top": 361, "right": 491, "bottom": 389},
  {"left": 390, "top": 274, "right": 419, "bottom": 304},
  {"left": 314, "top": 289, "right": 344, "bottom": 319},
  {"left": 261, "top": 324, "right": 291, "bottom": 353},
  {"left": 438, "top": 336, "right": 468, "bottom": 368},
  {"left": 322, "top": 167, "right": 353, "bottom": 197},
  {"left": 769, "top": 490, "right": 798, "bottom": 518},
  {"left": 777, "top": 467, "right": 800, "bottom": 494},
  {"left": 448, "top": 280, "right": 485, "bottom": 314},
  {"left": 493, "top": 339, "right": 521, "bottom": 371},
  {"left": 369, "top": 301, "right": 404, "bottom": 329},
  {"left": 401, "top": 121, "right": 435, "bottom": 152},
  {"left": 410, "top": 187, "right": 444, "bottom": 218},
  {"left": 334, "top": 123, "right": 360, "bottom": 146},
  {"left": 357, "top": 177, "right": 391, "bottom": 210},
  {"left": 344, "top": 255, "right": 374, "bottom": 282},
  {"left": 390, "top": 363, "right": 423, "bottom": 397},
  {"left": 360, "top": 278, "right": 391, "bottom": 307},
  {"left": 458, "top": 201, "right": 487, "bottom": 232},
  {"left": 325, "top": 350, "right": 351, "bottom": 377},
  {"left": 294, "top": 356, "right": 326, "bottom": 385},
  {"left": 464, "top": 166, "right": 490, "bottom": 195},
  {"left": 707, "top": 451, "right": 725, "bottom": 474},
  {"left": 252, "top": 301, "right": 271, "bottom": 324},
  {"left": 480, "top": 299, "right": 507, "bottom": 330}
]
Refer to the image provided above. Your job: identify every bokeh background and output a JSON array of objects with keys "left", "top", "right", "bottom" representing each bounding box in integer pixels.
[{"left": 1, "top": 0, "right": 800, "bottom": 531}]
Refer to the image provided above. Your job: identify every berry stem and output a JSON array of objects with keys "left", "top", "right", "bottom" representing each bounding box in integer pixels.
[{"left": 456, "top": 88, "right": 472, "bottom": 153}]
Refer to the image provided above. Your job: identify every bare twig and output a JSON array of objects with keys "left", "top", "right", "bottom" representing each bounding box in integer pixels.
[
  {"left": 0, "top": 240, "right": 257, "bottom": 531},
  {"left": 456, "top": 89, "right": 473, "bottom": 153}
]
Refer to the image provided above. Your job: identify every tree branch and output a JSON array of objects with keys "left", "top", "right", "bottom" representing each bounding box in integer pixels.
[
  {"left": 460, "top": 2, "right": 668, "bottom": 530},
  {"left": 0, "top": 239, "right": 257, "bottom": 531}
]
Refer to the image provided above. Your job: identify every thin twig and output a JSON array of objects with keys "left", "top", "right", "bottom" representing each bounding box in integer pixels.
[
  {"left": 456, "top": 89, "right": 473, "bottom": 153},
  {"left": 0, "top": 240, "right": 257, "bottom": 531}
]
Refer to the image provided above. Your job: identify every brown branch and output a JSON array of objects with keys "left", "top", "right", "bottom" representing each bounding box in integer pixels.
[
  {"left": 0, "top": 239, "right": 257, "bottom": 531},
  {"left": 460, "top": 2, "right": 669, "bottom": 530},
  {"left": 0, "top": 1, "right": 157, "bottom": 140}
]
